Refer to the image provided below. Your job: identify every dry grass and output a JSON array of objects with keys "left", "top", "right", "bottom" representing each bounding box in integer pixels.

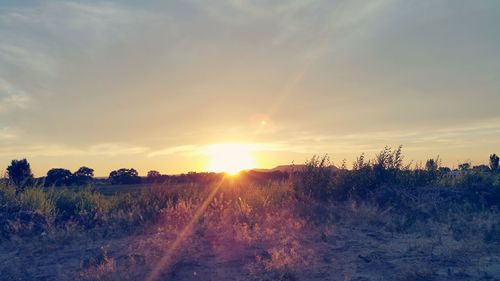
[{"left": 1, "top": 178, "right": 500, "bottom": 281}]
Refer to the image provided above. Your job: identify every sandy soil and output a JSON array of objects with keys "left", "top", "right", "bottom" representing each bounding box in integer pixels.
[{"left": 2, "top": 207, "right": 499, "bottom": 281}]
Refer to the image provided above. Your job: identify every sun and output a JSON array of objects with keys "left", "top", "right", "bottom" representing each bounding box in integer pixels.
[{"left": 205, "top": 143, "right": 256, "bottom": 174}]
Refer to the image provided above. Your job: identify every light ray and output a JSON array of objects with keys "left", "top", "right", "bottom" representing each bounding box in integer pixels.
[{"left": 145, "top": 176, "right": 227, "bottom": 281}]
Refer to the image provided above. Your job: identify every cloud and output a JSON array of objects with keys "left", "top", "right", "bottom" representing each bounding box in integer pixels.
[
  {"left": 280, "top": 117, "right": 500, "bottom": 154},
  {"left": 0, "top": 1, "right": 498, "bottom": 172},
  {"left": 0, "top": 142, "right": 149, "bottom": 157},
  {"left": 0, "top": 127, "right": 17, "bottom": 141},
  {"left": 0, "top": 44, "right": 56, "bottom": 78},
  {"left": 0, "top": 78, "right": 32, "bottom": 112},
  {"left": 88, "top": 143, "right": 149, "bottom": 156},
  {"left": 148, "top": 142, "right": 299, "bottom": 158},
  {"left": 147, "top": 145, "right": 200, "bottom": 157},
  {"left": 0, "top": 144, "right": 81, "bottom": 157},
  {"left": 147, "top": 116, "right": 500, "bottom": 161}
]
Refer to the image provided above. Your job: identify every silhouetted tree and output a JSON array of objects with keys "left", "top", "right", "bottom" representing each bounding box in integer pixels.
[
  {"left": 146, "top": 170, "right": 162, "bottom": 183},
  {"left": 473, "top": 165, "right": 490, "bottom": 173},
  {"left": 109, "top": 168, "right": 141, "bottom": 185},
  {"left": 45, "top": 168, "right": 72, "bottom": 187},
  {"left": 147, "top": 170, "right": 161, "bottom": 178},
  {"left": 490, "top": 154, "right": 499, "bottom": 172},
  {"left": 438, "top": 167, "right": 451, "bottom": 173},
  {"left": 425, "top": 159, "right": 438, "bottom": 172},
  {"left": 72, "top": 166, "right": 94, "bottom": 186},
  {"left": 6, "top": 158, "right": 33, "bottom": 193},
  {"left": 458, "top": 162, "right": 471, "bottom": 171}
]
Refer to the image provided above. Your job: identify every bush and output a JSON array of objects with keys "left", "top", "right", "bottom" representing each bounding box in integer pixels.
[
  {"left": 108, "top": 168, "right": 141, "bottom": 185},
  {"left": 7, "top": 158, "right": 34, "bottom": 192},
  {"left": 19, "top": 188, "right": 54, "bottom": 214},
  {"left": 47, "top": 188, "right": 109, "bottom": 226},
  {"left": 292, "top": 155, "right": 333, "bottom": 201},
  {"left": 0, "top": 184, "right": 16, "bottom": 207},
  {"left": 111, "top": 186, "right": 173, "bottom": 225}
]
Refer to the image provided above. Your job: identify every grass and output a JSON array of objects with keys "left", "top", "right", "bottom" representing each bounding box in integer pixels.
[{"left": 1, "top": 150, "right": 500, "bottom": 280}]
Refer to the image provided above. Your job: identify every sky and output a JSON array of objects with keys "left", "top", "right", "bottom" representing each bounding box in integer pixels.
[{"left": 0, "top": 0, "right": 499, "bottom": 176}]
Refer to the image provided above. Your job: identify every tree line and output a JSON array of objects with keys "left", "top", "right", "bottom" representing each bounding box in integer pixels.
[
  {"left": 3, "top": 160, "right": 158, "bottom": 193},
  {"left": 2, "top": 152, "right": 499, "bottom": 195},
  {"left": 2, "top": 159, "right": 232, "bottom": 193}
]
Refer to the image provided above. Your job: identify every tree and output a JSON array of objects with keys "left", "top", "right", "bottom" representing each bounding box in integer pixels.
[
  {"left": 7, "top": 158, "right": 33, "bottom": 192},
  {"left": 473, "top": 165, "right": 490, "bottom": 173},
  {"left": 458, "top": 162, "right": 471, "bottom": 171},
  {"left": 425, "top": 159, "right": 438, "bottom": 172},
  {"left": 72, "top": 166, "right": 94, "bottom": 186},
  {"left": 146, "top": 170, "right": 162, "bottom": 183},
  {"left": 45, "top": 168, "right": 73, "bottom": 187},
  {"left": 438, "top": 167, "right": 451, "bottom": 173},
  {"left": 109, "top": 168, "right": 141, "bottom": 185},
  {"left": 490, "top": 154, "right": 499, "bottom": 172}
]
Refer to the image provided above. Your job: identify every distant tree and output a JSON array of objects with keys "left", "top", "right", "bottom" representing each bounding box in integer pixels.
[
  {"left": 147, "top": 170, "right": 161, "bottom": 178},
  {"left": 425, "top": 159, "right": 438, "bottom": 172},
  {"left": 109, "top": 168, "right": 141, "bottom": 185},
  {"left": 490, "top": 154, "right": 499, "bottom": 172},
  {"left": 72, "top": 166, "right": 94, "bottom": 186},
  {"left": 146, "top": 170, "right": 162, "bottom": 183},
  {"left": 45, "top": 168, "right": 73, "bottom": 187},
  {"left": 438, "top": 167, "right": 451, "bottom": 173},
  {"left": 473, "top": 165, "right": 490, "bottom": 173},
  {"left": 458, "top": 162, "right": 471, "bottom": 171},
  {"left": 6, "top": 158, "right": 33, "bottom": 193}
]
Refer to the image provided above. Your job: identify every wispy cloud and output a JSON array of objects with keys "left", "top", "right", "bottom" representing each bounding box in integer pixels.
[
  {"left": 0, "top": 127, "right": 17, "bottom": 141},
  {"left": 88, "top": 143, "right": 149, "bottom": 156},
  {"left": 278, "top": 117, "right": 500, "bottom": 155},
  {"left": 148, "top": 145, "right": 200, "bottom": 157},
  {"left": 0, "top": 142, "right": 149, "bottom": 157},
  {"left": 0, "top": 1, "right": 498, "bottom": 173},
  {"left": 148, "top": 142, "right": 291, "bottom": 158},
  {"left": 0, "top": 78, "right": 32, "bottom": 112}
]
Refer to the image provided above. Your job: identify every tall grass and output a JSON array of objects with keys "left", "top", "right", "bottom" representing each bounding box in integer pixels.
[
  {"left": 1, "top": 146, "right": 500, "bottom": 240},
  {"left": 19, "top": 188, "right": 54, "bottom": 214}
]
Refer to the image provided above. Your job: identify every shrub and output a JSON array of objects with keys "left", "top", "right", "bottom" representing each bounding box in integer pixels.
[
  {"left": 111, "top": 186, "right": 173, "bottom": 226},
  {"left": 292, "top": 155, "right": 333, "bottom": 201},
  {"left": 72, "top": 166, "right": 94, "bottom": 186},
  {"left": 19, "top": 188, "right": 54, "bottom": 214},
  {"left": 47, "top": 188, "right": 109, "bottom": 226},
  {"left": 0, "top": 183, "right": 16, "bottom": 207},
  {"left": 108, "top": 168, "right": 141, "bottom": 185},
  {"left": 490, "top": 154, "right": 499, "bottom": 172},
  {"left": 6, "top": 158, "right": 34, "bottom": 193},
  {"left": 45, "top": 168, "right": 73, "bottom": 187}
]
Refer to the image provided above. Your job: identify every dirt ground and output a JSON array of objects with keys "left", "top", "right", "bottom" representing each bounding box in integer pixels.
[{"left": 2, "top": 204, "right": 499, "bottom": 281}]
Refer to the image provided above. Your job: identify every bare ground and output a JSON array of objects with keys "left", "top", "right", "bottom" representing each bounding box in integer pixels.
[{"left": 2, "top": 204, "right": 499, "bottom": 281}]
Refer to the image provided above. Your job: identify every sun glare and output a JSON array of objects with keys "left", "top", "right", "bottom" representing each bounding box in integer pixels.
[{"left": 205, "top": 143, "right": 256, "bottom": 174}]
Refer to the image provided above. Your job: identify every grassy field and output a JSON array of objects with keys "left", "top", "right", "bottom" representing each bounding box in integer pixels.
[
  {"left": 65, "top": 183, "right": 175, "bottom": 196},
  {"left": 1, "top": 157, "right": 500, "bottom": 280}
]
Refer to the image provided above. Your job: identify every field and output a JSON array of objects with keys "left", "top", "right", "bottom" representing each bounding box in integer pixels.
[
  {"left": 2, "top": 159, "right": 500, "bottom": 281},
  {"left": 67, "top": 183, "right": 179, "bottom": 196}
]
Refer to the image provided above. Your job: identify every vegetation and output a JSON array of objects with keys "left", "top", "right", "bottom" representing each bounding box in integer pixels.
[
  {"left": 45, "top": 168, "right": 73, "bottom": 187},
  {"left": 490, "top": 153, "right": 500, "bottom": 172},
  {"left": 6, "top": 158, "right": 33, "bottom": 193},
  {"left": 108, "top": 168, "right": 141, "bottom": 185},
  {"left": 1, "top": 147, "right": 500, "bottom": 280}
]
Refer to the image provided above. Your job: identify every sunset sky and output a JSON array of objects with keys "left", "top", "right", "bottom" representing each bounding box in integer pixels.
[{"left": 1, "top": 1, "right": 499, "bottom": 176}]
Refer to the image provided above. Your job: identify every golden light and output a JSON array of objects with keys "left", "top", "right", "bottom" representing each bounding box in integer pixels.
[{"left": 204, "top": 143, "right": 256, "bottom": 174}]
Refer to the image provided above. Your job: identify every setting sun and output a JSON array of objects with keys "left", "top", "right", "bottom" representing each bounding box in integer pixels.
[{"left": 204, "top": 143, "right": 256, "bottom": 174}]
